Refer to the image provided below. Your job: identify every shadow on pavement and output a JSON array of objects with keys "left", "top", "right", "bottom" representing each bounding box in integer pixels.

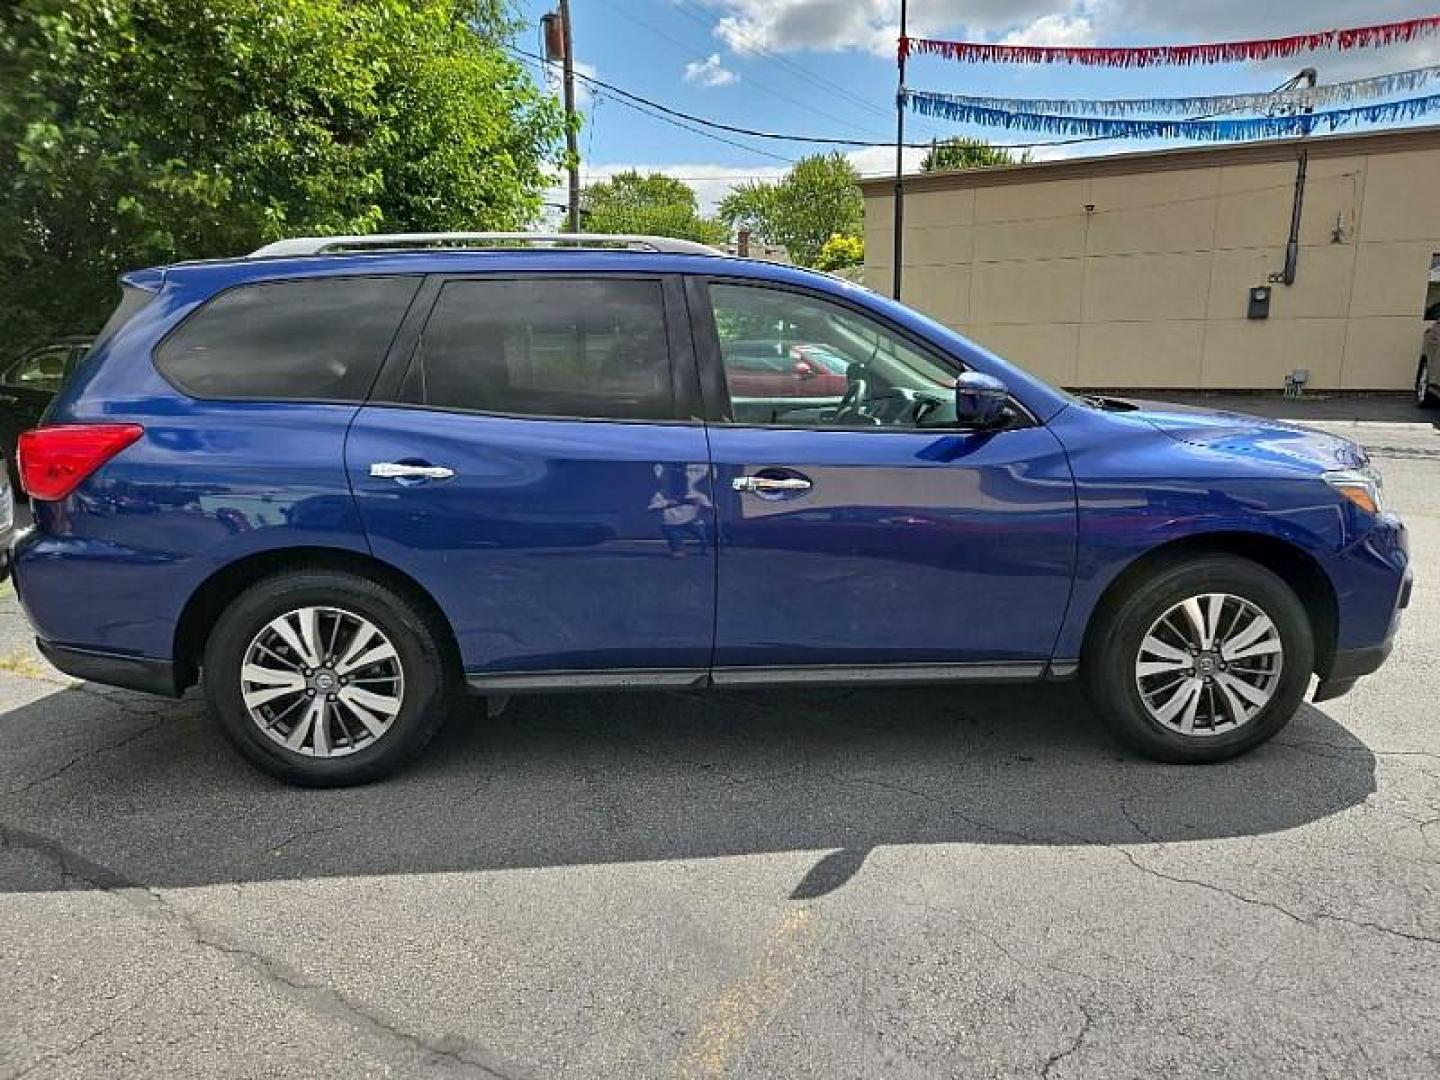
[{"left": 0, "top": 682, "right": 1376, "bottom": 897}]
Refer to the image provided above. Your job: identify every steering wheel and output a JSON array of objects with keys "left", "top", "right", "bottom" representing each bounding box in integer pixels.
[{"left": 834, "top": 376, "right": 871, "bottom": 424}]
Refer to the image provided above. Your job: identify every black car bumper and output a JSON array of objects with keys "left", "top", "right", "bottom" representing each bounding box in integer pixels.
[
  {"left": 36, "top": 640, "right": 187, "bottom": 698},
  {"left": 1313, "top": 641, "right": 1393, "bottom": 703}
]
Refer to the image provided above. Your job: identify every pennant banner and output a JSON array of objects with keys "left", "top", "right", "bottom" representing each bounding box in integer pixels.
[
  {"left": 909, "top": 90, "right": 1440, "bottom": 142},
  {"left": 901, "top": 14, "right": 1440, "bottom": 67},
  {"left": 912, "top": 65, "right": 1440, "bottom": 118}
]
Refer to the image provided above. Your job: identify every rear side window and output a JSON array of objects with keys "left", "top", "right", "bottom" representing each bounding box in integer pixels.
[
  {"left": 155, "top": 276, "right": 419, "bottom": 401},
  {"left": 405, "top": 278, "right": 674, "bottom": 420}
]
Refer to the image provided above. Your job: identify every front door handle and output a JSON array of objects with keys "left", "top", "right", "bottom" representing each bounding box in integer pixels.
[
  {"left": 732, "top": 475, "right": 811, "bottom": 494},
  {"left": 369, "top": 462, "right": 455, "bottom": 481}
]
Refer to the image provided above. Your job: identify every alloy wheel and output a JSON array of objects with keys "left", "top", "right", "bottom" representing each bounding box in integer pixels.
[
  {"left": 240, "top": 606, "right": 405, "bottom": 757},
  {"left": 1420, "top": 361, "right": 1432, "bottom": 406},
  {"left": 1134, "top": 593, "right": 1284, "bottom": 737}
]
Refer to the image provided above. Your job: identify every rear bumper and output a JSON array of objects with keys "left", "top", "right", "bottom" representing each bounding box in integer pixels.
[{"left": 36, "top": 639, "right": 187, "bottom": 698}]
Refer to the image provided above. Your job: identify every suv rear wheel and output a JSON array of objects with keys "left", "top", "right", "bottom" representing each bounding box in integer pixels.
[
  {"left": 203, "top": 569, "right": 456, "bottom": 786},
  {"left": 1084, "top": 556, "right": 1313, "bottom": 763}
]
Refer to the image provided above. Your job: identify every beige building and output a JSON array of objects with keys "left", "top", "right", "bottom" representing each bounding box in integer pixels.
[{"left": 860, "top": 126, "right": 1440, "bottom": 390}]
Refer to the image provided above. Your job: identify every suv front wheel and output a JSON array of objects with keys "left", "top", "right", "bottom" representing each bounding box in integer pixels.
[
  {"left": 203, "top": 569, "right": 456, "bottom": 786},
  {"left": 1084, "top": 556, "right": 1314, "bottom": 763}
]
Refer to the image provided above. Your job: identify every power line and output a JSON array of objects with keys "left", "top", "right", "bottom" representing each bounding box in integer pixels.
[
  {"left": 513, "top": 50, "right": 796, "bottom": 164},
  {"left": 512, "top": 44, "right": 941, "bottom": 149},
  {"left": 597, "top": 0, "right": 898, "bottom": 144},
  {"left": 512, "top": 46, "right": 1329, "bottom": 157},
  {"left": 663, "top": 0, "right": 954, "bottom": 143}
]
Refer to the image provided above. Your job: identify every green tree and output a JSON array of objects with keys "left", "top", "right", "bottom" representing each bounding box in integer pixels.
[
  {"left": 921, "top": 137, "right": 1031, "bottom": 172},
  {"left": 718, "top": 152, "right": 863, "bottom": 268},
  {"left": 814, "top": 233, "right": 864, "bottom": 271},
  {"left": 580, "top": 171, "right": 727, "bottom": 244},
  {"left": 0, "top": 0, "right": 565, "bottom": 353}
]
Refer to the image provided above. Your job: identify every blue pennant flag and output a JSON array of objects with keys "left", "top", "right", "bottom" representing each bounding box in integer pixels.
[{"left": 909, "top": 91, "right": 1440, "bottom": 142}]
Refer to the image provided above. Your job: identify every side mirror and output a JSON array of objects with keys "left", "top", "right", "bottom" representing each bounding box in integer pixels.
[
  {"left": 954, "top": 371, "right": 1010, "bottom": 429},
  {"left": 792, "top": 359, "right": 816, "bottom": 379}
]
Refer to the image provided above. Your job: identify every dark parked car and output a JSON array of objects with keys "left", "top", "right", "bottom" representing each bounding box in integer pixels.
[
  {"left": 11, "top": 232, "right": 1411, "bottom": 787},
  {"left": 1418, "top": 300, "right": 1440, "bottom": 408},
  {"left": 0, "top": 451, "right": 13, "bottom": 582},
  {"left": 0, "top": 336, "right": 90, "bottom": 478}
]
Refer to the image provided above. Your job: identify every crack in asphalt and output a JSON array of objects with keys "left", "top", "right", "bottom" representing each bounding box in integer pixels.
[
  {"left": 7, "top": 995, "right": 150, "bottom": 1080},
  {"left": 1040, "top": 1002, "right": 1094, "bottom": 1079},
  {"left": 2, "top": 715, "right": 174, "bottom": 797},
  {"left": 0, "top": 823, "right": 525, "bottom": 1079},
  {"left": 1275, "top": 737, "right": 1440, "bottom": 763},
  {"left": 840, "top": 774, "right": 1440, "bottom": 950}
]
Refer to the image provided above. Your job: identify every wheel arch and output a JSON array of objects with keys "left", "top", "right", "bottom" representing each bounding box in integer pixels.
[
  {"left": 172, "top": 546, "right": 461, "bottom": 691},
  {"left": 1080, "top": 531, "right": 1338, "bottom": 677}
]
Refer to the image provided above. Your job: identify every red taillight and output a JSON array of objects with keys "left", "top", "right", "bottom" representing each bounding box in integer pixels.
[{"left": 17, "top": 424, "right": 145, "bottom": 501}]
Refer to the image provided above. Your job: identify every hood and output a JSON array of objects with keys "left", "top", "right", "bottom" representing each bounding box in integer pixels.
[{"left": 1117, "top": 398, "right": 1369, "bottom": 474}]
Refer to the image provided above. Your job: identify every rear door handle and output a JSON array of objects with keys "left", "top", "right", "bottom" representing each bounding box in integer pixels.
[
  {"left": 732, "top": 476, "right": 811, "bottom": 494},
  {"left": 369, "top": 462, "right": 455, "bottom": 481}
]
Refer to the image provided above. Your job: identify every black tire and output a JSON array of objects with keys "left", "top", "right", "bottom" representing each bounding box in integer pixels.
[
  {"left": 203, "top": 569, "right": 457, "bottom": 786},
  {"left": 1083, "top": 555, "right": 1314, "bottom": 764},
  {"left": 1418, "top": 358, "right": 1438, "bottom": 410}
]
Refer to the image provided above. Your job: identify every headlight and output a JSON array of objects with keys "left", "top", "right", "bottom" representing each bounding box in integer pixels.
[{"left": 1324, "top": 468, "right": 1384, "bottom": 515}]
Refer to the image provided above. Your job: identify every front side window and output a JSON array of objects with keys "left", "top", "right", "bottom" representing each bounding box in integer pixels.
[
  {"left": 155, "top": 276, "right": 419, "bottom": 401},
  {"left": 407, "top": 278, "right": 674, "bottom": 421},
  {"left": 709, "top": 282, "right": 960, "bottom": 428},
  {"left": 3, "top": 345, "right": 71, "bottom": 390}
]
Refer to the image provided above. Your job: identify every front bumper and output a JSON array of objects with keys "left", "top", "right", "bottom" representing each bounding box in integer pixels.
[
  {"left": 1313, "top": 640, "right": 1394, "bottom": 702},
  {"left": 1313, "top": 564, "right": 1412, "bottom": 702}
]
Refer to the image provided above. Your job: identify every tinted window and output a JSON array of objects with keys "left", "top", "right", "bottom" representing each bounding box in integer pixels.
[
  {"left": 409, "top": 278, "right": 674, "bottom": 420},
  {"left": 156, "top": 276, "right": 419, "bottom": 400}
]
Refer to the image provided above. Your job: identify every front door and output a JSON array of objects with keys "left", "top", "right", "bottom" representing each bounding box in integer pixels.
[
  {"left": 695, "top": 279, "right": 1076, "bottom": 679},
  {"left": 347, "top": 274, "right": 715, "bottom": 686}
]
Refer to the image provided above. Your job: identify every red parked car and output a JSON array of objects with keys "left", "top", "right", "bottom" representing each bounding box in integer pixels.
[{"left": 721, "top": 340, "right": 850, "bottom": 399}]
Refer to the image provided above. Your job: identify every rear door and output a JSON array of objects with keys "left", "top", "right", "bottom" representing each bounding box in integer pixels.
[
  {"left": 693, "top": 277, "right": 1077, "bottom": 680},
  {"left": 346, "top": 273, "right": 716, "bottom": 687}
]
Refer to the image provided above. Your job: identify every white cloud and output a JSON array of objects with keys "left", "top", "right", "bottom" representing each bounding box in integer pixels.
[
  {"left": 697, "top": 0, "right": 1440, "bottom": 72},
  {"left": 845, "top": 144, "right": 926, "bottom": 179},
  {"left": 704, "top": 1, "right": 1067, "bottom": 57},
  {"left": 684, "top": 53, "right": 740, "bottom": 87},
  {"left": 999, "top": 12, "right": 1096, "bottom": 48}
]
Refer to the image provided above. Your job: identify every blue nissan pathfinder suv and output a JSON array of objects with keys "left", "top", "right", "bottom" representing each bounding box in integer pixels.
[{"left": 11, "top": 233, "right": 1411, "bottom": 785}]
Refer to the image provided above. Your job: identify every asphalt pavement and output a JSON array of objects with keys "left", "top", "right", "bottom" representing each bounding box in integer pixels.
[{"left": 2, "top": 400, "right": 1438, "bottom": 1078}]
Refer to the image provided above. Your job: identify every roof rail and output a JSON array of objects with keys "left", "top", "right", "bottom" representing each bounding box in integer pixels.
[{"left": 247, "top": 232, "right": 725, "bottom": 258}]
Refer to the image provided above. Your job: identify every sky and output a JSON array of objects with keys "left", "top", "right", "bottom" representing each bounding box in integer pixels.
[{"left": 513, "top": 0, "right": 1440, "bottom": 213}]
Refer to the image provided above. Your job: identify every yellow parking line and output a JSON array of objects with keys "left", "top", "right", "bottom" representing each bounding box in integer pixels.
[{"left": 674, "top": 907, "right": 824, "bottom": 1079}]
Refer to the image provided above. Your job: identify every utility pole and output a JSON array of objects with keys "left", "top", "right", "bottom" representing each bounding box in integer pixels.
[
  {"left": 892, "top": 0, "right": 908, "bottom": 299},
  {"left": 559, "top": 0, "right": 580, "bottom": 232}
]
